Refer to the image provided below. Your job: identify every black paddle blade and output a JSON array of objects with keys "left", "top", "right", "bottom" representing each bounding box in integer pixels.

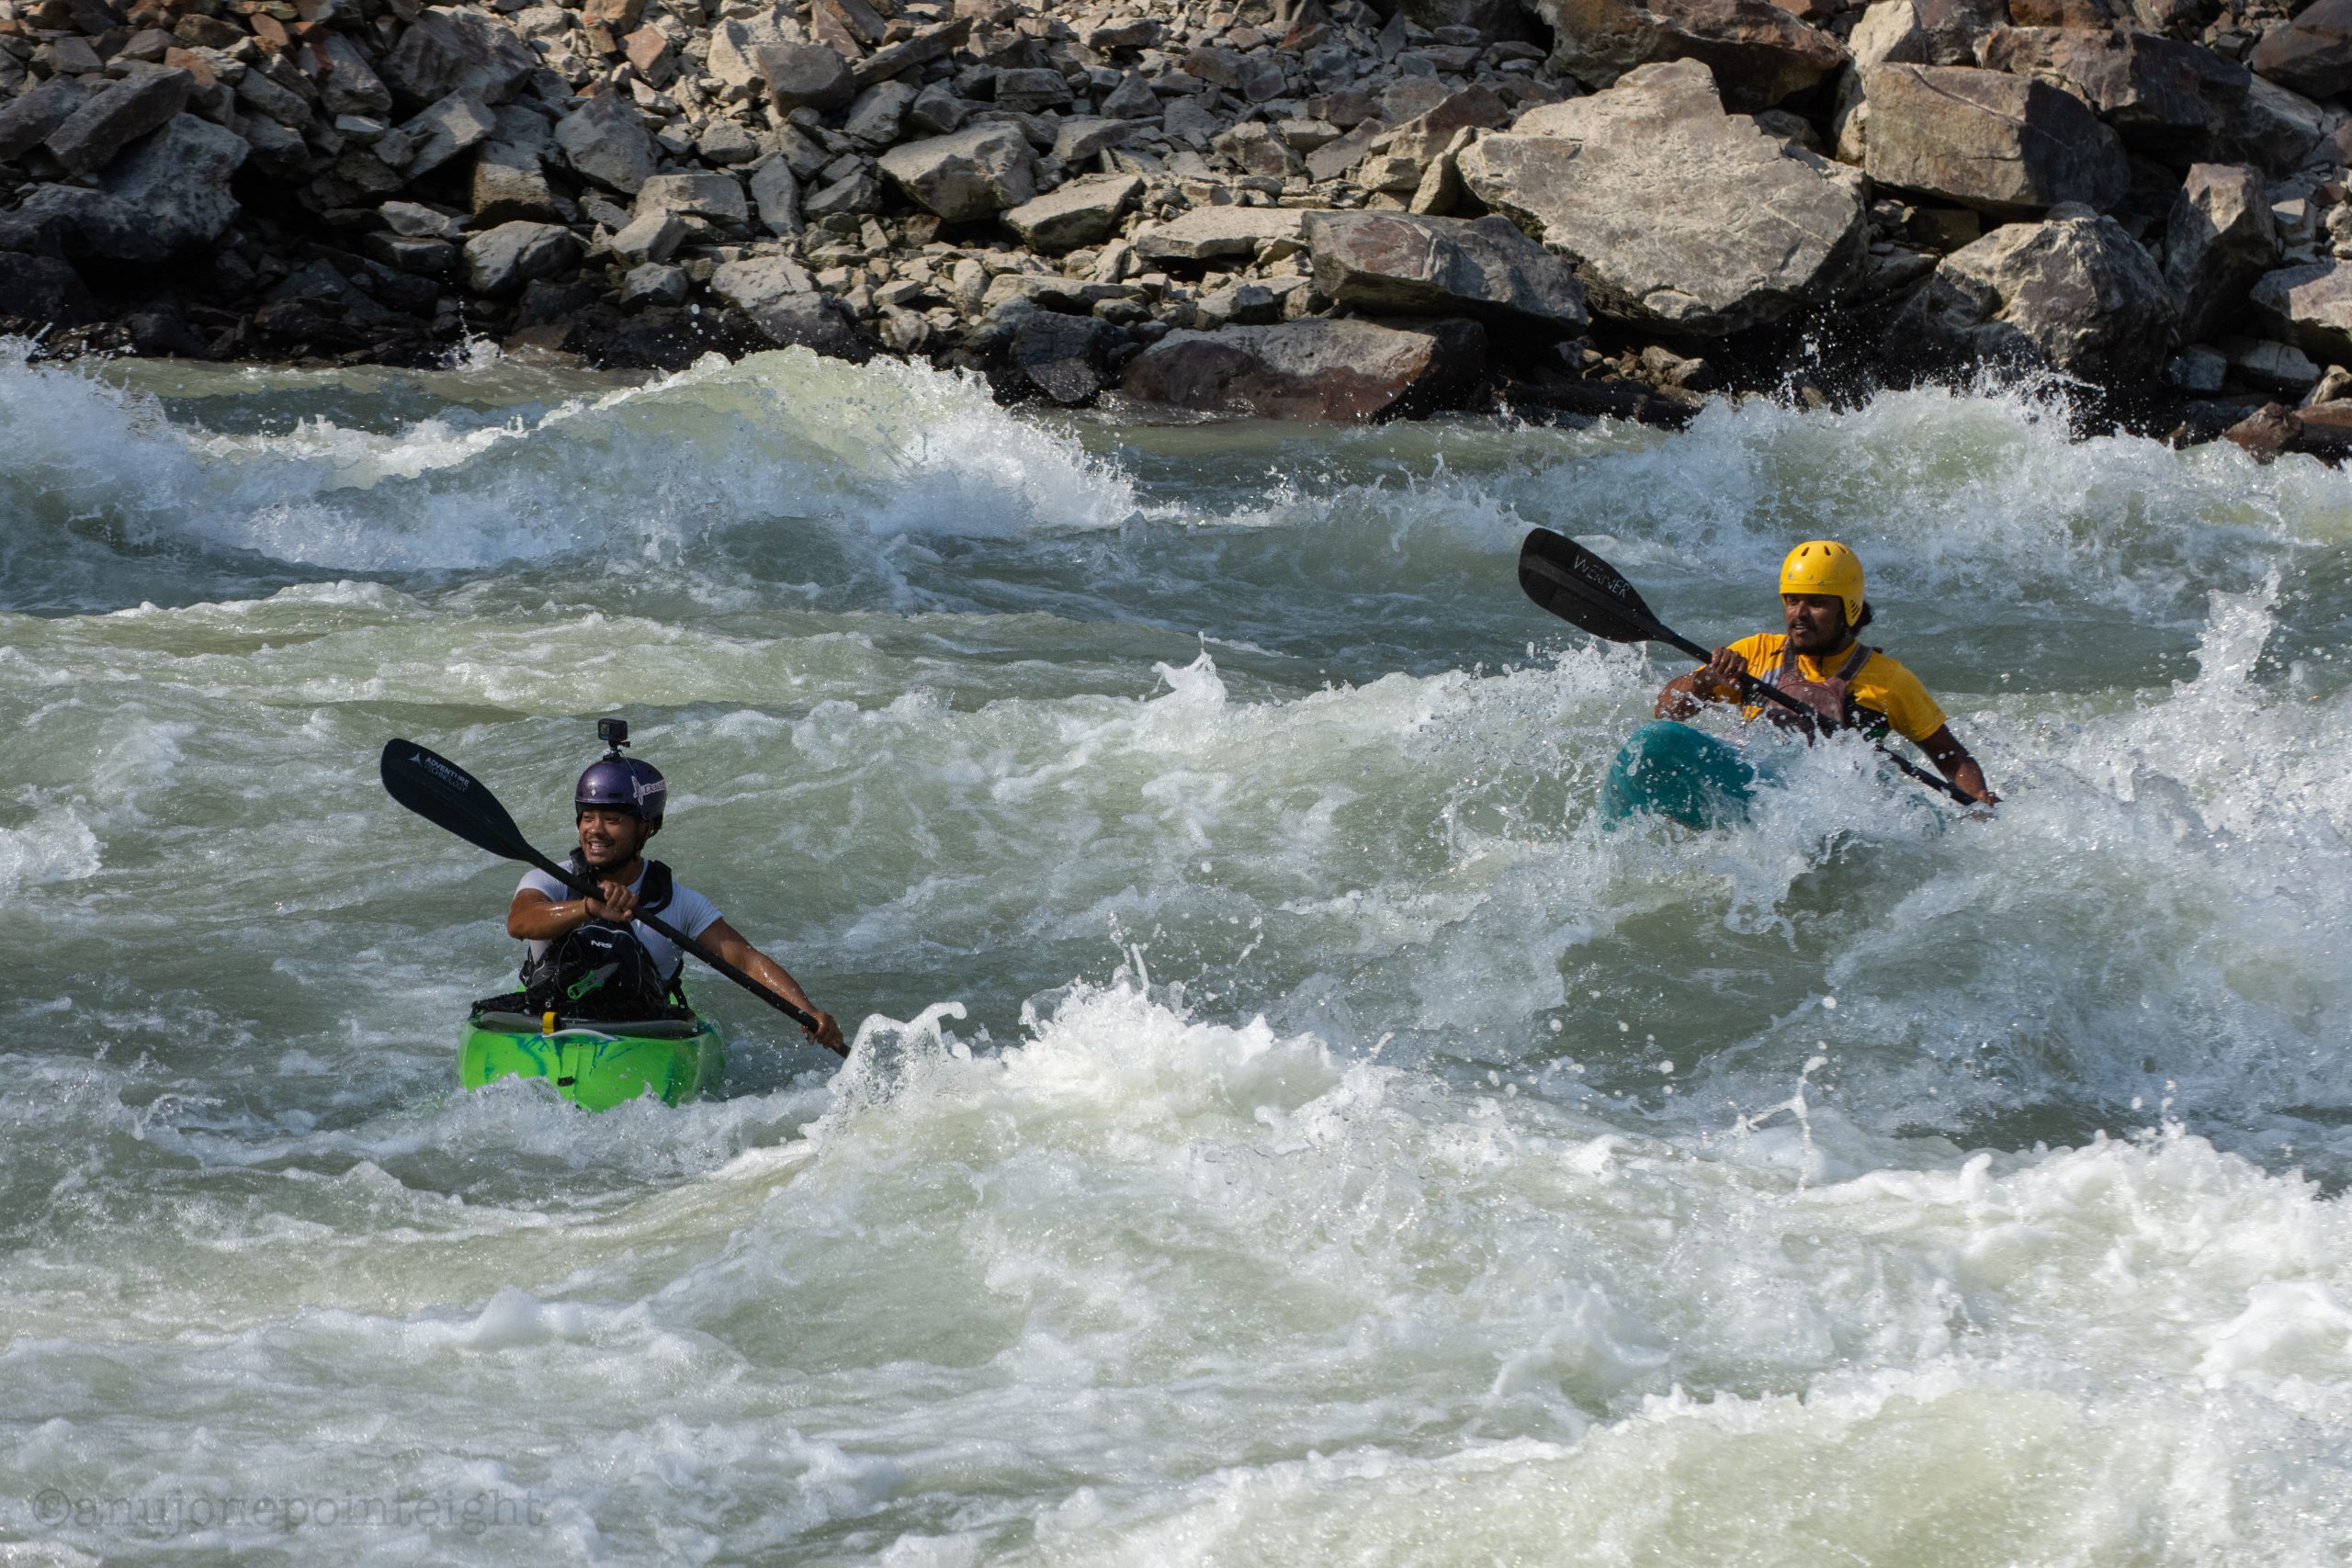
[
  {"left": 1518, "top": 528, "right": 1673, "bottom": 647},
  {"left": 380, "top": 739, "right": 536, "bottom": 863}
]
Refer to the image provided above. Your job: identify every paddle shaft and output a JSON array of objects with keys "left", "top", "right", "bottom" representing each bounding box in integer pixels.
[{"left": 523, "top": 848, "right": 839, "bottom": 1049}]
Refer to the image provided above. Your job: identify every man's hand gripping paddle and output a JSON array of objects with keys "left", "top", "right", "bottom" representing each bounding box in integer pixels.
[
  {"left": 1515, "top": 528, "right": 1979, "bottom": 809},
  {"left": 379, "top": 739, "right": 847, "bottom": 1055}
]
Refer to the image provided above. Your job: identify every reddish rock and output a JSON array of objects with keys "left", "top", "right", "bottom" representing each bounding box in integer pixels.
[{"left": 1121, "top": 317, "right": 1488, "bottom": 423}]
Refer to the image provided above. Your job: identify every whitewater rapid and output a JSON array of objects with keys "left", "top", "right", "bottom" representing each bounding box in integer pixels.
[{"left": 3, "top": 341, "right": 2349, "bottom": 1564}]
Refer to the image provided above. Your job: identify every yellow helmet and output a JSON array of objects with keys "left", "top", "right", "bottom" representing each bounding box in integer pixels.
[{"left": 1780, "top": 540, "right": 1864, "bottom": 626}]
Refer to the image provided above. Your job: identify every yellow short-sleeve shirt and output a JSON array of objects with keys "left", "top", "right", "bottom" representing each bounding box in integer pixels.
[{"left": 1716, "top": 634, "right": 1948, "bottom": 745}]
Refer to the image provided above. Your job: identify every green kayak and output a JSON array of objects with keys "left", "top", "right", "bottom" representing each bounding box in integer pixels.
[
  {"left": 459, "top": 1005, "right": 726, "bottom": 1111},
  {"left": 1600, "top": 720, "right": 1770, "bottom": 829}
]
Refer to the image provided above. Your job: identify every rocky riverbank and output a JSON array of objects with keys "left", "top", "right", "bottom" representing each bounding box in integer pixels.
[{"left": 6, "top": 0, "right": 2352, "bottom": 448}]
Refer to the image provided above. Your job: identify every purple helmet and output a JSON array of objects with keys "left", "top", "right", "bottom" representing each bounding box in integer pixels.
[{"left": 576, "top": 756, "right": 667, "bottom": 825}]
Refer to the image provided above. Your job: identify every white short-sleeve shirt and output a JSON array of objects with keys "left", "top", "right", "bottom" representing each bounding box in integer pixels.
[{"left": 517, "top": 863, "right": 723, "bottom": 980}]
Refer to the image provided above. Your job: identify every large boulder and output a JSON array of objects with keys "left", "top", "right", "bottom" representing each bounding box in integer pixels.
[
  {"left": 1860, "top": 63, "right": 2130, "bottom": 217},
  {"left": 43, "top": 67, "right": 190, "bottom": 176},
  {"left": 1524, "top": 0, "right": 1848, "bottom": 110},
  {"left": 876, "top": 124, "right": 1037, "bottom": 222},
  {"left": 1457, "top": 60, "right": 1866, "bottom": 335},
  {"left": 554, "top": 91, "right": 658, "bottom": 195},
  {"left": 472, "top": 137, "right": 560, "bottom": 225},
  {"left": 2247, "top": 0, "right": 2352, "bottom": 101},
  {"left": 2213, "top": 75, "right": 2335, "bottom": 175},
  {"left": 379, "top": 6, "right": 537, "bottom": 107},
  {"left": 0, "top": 250, "right": 98, "bottom": 327},
  {"left": 1004, "top": 310, "right": 1114, "bottom": 406},
  {"left": 1303, "top": 210, "right": 1589, "bottom": 339},
  {"left": 2249, "top": 261, "right": 2352, "bottom": 365},
  {"left": 17, "top": 113, "right": 246, "bottom": 263},
  {"left": 1975, "top": 27, "right": 2247, "bottom": 163},
  {"left": 1131, "top": 205, "right": 1309, "bottom": 263},
  {"left": 462, "top": 220, "right": 579, "bottom": 294},
  {"left": 1889, "top": 208, "right": 2176, "bottom": 380},
  {"left": 377, "top": 89, "right": 496, "bottom": 180},
  {"left": 1120, "top": 317, "right": 1489, "bottom": 422},
  {"left": 2164, "top": 163, "right": 2278, "bottom": 343},
  {"left": 757, "top": 39, "right": 855, "bottom": 113},
  {"left": 1001, "top": 174, "right": 1143, "bottom": 252},
  {"left": 739, "top": 296, "right": 880, "bottom": 362}
]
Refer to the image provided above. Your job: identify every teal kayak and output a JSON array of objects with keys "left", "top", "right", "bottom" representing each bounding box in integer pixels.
[
  {"left": 459, "top": 1003, "right": 725, "bottom": 1111},
  {"left": 1600, "top": 720, "right": 1767, "bottom": 829}
]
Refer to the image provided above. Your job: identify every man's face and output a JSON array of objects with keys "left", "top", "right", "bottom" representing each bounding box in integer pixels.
[
  {"left": 577, "top": 807, "right": 648, "bottom": 870},
  {"left": 1782, "top": 592, "right": 1848, "bottom": 654}
]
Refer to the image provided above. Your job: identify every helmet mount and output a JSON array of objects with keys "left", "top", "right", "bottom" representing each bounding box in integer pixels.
[{"left": 575, "top": 717, "right": 667, "bottom": 830}]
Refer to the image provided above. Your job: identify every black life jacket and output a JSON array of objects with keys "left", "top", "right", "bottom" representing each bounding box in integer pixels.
[{"left": 519, "top": 856, "right": 687, "bottom": 1020}]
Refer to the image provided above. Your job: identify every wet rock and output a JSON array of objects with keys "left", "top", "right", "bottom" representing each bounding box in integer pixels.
[
  {"left": 607, "top": 209, "right": 684, "bottom": 265},
  {"left": 737, "top": 291, "right": 879, "bottom": 361},
  {"left": 0, "top": 249, "right": 99, "bottom": 327},
  {"left": 1459, "top": 60, "right": 1866, "bottom": 335},
  {"left": 876, "top": 123, "right": 1037, "bottom": 222},
  {"left": 2220, "top": 333, "right": 2320, "bottom": 392},
  {"left": 618, "top": 261, "right": 689, "bottom": 308},
  {"left": 2249, "top": 260, "right": 2352, "bottom": 364},
  {"left": 1860, "top": 63, "right": 2130, "bottom": 217},
  {"left": 1121, "top": 316, "right": 1489, "bottom": 422},
  {"left": 1890, "top": 207, "right": 2176, "bottom": 381},
  {"left": 555, "top": 90, "right": 658, "bottom": 195},
  {"left": 1303, "top": 209, "right": 1589, "bottom": 339},
  {"left": 2222, "top": 399, "right": 2293, "bottom": 458},
  {"left": 380, "top": 6, "right": 537, "bottom": 107},
  {"left": 758, "top": 39, "right": 856, "bottom": 114},
  {"left": 45, "top": 66, "right": 191, "bottom": 176},
  {"left": 2165, "top": 163, "right": 2278, "bottom": 343},
  {"left": 1001, "top": 173, "right": 1142, "bottom": 251},
  {"left": 1975, "top": 27, "right": 2247, "bottom": 164},
  {"left": 0, "top": 76, "right": 87, "bottom": 164},
  {"left": 1005, "top": 310, "right": 1113, "bottom": 404},
  {"left": 463, "top": 219, "right": 579, "bottom": 294},
  {"left": 19, "top": 113, "right": 247, "bottom": 263},
  {"left": 1524, "top": 0, "right": 1849, "bottom": 110},
  {"left": 709, "top": 251, "right": 815, "bottom": 314},
  {"left": 1131, "top": 205, "right": 1309, "bottom": 263},
  {"left": 473, "top": 137, "right": 560, "bottom": 225},
  {"left": 2247, "top": 0, "right": 2352, "bottom": 102}
]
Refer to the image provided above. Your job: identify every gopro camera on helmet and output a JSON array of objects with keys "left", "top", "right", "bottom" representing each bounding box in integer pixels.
[
  {"left": 576, "top": 716, "right": 668, "bottom": 829},
  {"left": 597, "top": 716, "right": 630, "bottom": 756}
]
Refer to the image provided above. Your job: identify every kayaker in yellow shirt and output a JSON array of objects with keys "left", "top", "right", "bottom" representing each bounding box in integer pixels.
[{"left": 1653, "top": 541, "right": 1997, "bottom": 807}]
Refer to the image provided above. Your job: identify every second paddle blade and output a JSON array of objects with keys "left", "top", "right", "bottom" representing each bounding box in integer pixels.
[
  {"left": 1517, "top": 528, "right": 1668, "bottom": 647},
  {"left": 380, "top": 739, "right": 536, "bottom": 864}
]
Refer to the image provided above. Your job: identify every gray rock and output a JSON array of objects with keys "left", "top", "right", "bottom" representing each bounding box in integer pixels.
[
  {"left": 698, "top": 119, "right": 761, "bottom": 164},
  {"left": 634, "top": 171, "right": 748, "bottom": 229},
  {"left": 380, "top": 6, "right": 537, "bottom": 107},
  {"left": 758, "top": 40, "right": 855, "bottom": 114},
  {"left": 2248, "top": 0, "right": 2352, "bottom": 101},
  {"left": 1006, "top": 310, "right": 1112, "bottom": 405},
  {"left": 1304, "top": 209, "right": 1589, "bottom": 338},
  {"left": 737, "top": 291, "right": 878, "bottom": 361},
  {"left": 804, "top": 163, "right": 883, "bottom": 218},
  {"left": 473, "top": 138, "right": 560, "bottom": 224},
  {"left": 1131, "top": 205, "right": 1309, "bottom": 263},
  {"left": 876, "top": 123, "right": 1037, "bottom": 221},
  {"left": 463, "top": 219, "right": 580, "bottom": 294},
  {"left": 608, "top": 209, "right": 684, "bottom": 265},
  {"left": 709, "top": 251, "right": 815, "bottom": 311},
  {"left": 994, "top": 67, "right": 1070, "bottom": 115},
  {"left": 707, "top": 6, "right": 804, "bottom": 93},
  {"left": 1100, "top": 73, "right": 1160, "bottom": 119},
  {"left": 2222, "top": 334, "right": 2321, "bottom": 392},
  {"left": 234, "top": 69, "right": 313, "bottom": 131},
  {"left": 748, "top": 155, "right": 804, "bottom": 236},
  {"left": 380, "top": 199, "right": 464, "bottom": 239},
  {"left": 1523, "top": 0, "right": 1849, "bottom": 110},
  {"left": 18, "top": 113, "right": 247, "bottom": 263},
  {"left": 1860, "top": 63, "right": 2129, "bottom": 217},
  {"left": 906, "top": 81, "right": 968, "bottom": 135},
  {"left": 842, "top": 79, "right": 918, "bottom": 146},
  {"left": 1975, "top": 27, "right": 2247, "bottom": 163},
  {"left": 1459, "top": 60, "right": 1866, "bottom": 335},
  {"left": 1892, "top": 209, "right": 2177, "bottom": 381},
  {"left": 2165, "top": 163, "right": 2277, "bottom": 344},
  {"left": 1121, "top": 316, "right": 1489, "bottom": 422},
  {"left": 1054, "top": 116, "right": 1135, "bottom": 164},
  {"left": 0, "top": 75, "right": 86, "bottom": 164},
  {"left": 1001, "top": 172, "right": 1142, "bottom": 251},
  {"left": 317, "top": 35, "right": 394, "bottom": 119},
  {"left": 0, "top": 250, "right": 98, "bottom": 327},
  {"left": 2250, "top": 260, "right": 2352, "bottom": 365},
  {"left": 379, "top": 89, "right": 495, "bottom": 179},
  {"left": 364, "top": 231, "right": 458, "bottom": 275},
  {"left": 2213, "top": 75, "right": 2334, "bottom": 176},
  {"left": 1214, "top": 119, "right": 1306, "bottom": 178},
  {"left": 45, "top": 67, "right": 191, "bottom": 176},
  {"left": 555, "top": 90, "right": 658, "bottom": 195},
  {"left": 618, "top": 261, "right": 690, "bottom": 308}
]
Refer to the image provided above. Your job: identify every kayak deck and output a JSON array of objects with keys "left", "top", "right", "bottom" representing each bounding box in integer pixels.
[
  {"left": 459, "top": 1008, "right": 725, "bottom": 1111},
  {"left": 1600, "top": 720, "right": 1764, "bottom": 829}
]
